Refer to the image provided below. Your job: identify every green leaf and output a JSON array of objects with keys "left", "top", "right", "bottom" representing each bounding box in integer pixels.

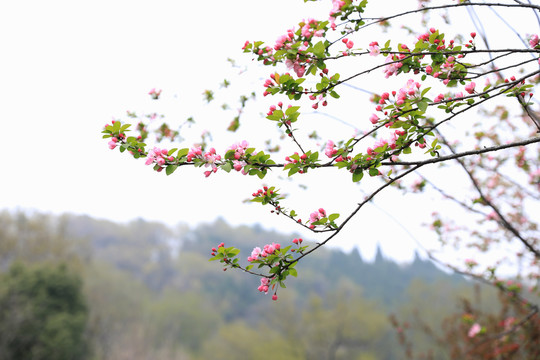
[
  {"left": 352, "top": 171, "right": 364, "bottom": 182},
  {"left": 329, "top": 90, "right": 340, "bottom": 99},
  {"left": 289, "top": 268, "right": 298, "bottom": 277},
  {"left": 165, "top": 165, "right": 178, "bottom": 176},
  {"left": 369, "top": 168, "right": 380, "bottom": 176},
  {"left": 228, "top": 248, "right": 240, "bottom": 256},
  {"left": 177, "top": 148, "right": 189, "bottom": 158},
  {"left": 285, "top": 106, "right": 300, "bottom": 116},
  {"left": 417, "top": 101, "right": 428, "bottom": 113},
  {"left": 288, "top": 167, "right": 299, "bottom": 176},
  {"left": 312, "top": 41, "right": 326, "bottom": 57},
  {"left": 329, "top": 213, "right": 340, "bottom": 222},
  {"left": 221, "top": 162, "right": 232, "bottom": 173}
]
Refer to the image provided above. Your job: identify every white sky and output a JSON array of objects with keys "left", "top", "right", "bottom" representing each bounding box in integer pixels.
[{"left": 1, "top": 0, "right": 536, "bottom": 266}]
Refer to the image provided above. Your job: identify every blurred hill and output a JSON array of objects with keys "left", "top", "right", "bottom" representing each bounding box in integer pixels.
[{"left": 0, "top": 210, "right": 487, "bottom": 360}]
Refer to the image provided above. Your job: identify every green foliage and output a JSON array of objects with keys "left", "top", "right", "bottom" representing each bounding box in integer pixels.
[{"left": 0, "top": 262, "right": 89, "bottom": 360}]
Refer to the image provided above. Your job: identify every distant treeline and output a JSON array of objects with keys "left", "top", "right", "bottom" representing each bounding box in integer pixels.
[{"left": 0, "top": 210, "right": 511, "bottom": 360}]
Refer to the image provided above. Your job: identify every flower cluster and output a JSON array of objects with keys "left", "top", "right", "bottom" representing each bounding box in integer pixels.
[
  {"left": 247, "top": 242, "right": 281, "bottom": 262},
  {"left": 145, "top": 147, "right": 174, "bottom": 171},
  {"left": 148, "top": 88, "right": 162, "bottom": 100},
  {"left": 187, "top": 146, "right": 203, "bottom": 162},
  {"left": 228, "top": 141, "right": 251, "bottom": 174},
  {"left": 396, "top": 79, "right": 421, "bottom": 105},
  {"left": 324, "top": 140, "right": 338, "bottom": 158},
  {"left": 300, "top": 18, "right": 325, "bottom": 39},
  {"left": 186, "top": 146, "right": 223, "bottom": 177},
  {"left": 308, "top": 208, "right": 326, "bottom": 229},
  {"left": 383, "top": 54, "right": 405, "bottom": 78},
  {"left": 108, "top": 136, "right": 119, "bottom": 149}
]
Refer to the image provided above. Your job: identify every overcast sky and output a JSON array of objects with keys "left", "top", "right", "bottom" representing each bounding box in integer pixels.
[{"left": 2, "top": 0, "right": 535, "bottom": 266}]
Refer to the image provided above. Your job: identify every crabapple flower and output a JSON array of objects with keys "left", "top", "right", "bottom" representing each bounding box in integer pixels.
[
  {"left": 330, "top": 0, "right": 345, "bottom": 16},
  {"left": 368, "top": 41, "right": 380, "bottom": 56},
  {"left": 229, "top": 140, "right": 250, "bottom": 160},
  {"left": 149, "top": 88, "right": 162, "bottom": 100},
  {"left": 285, "top": 57, "right": 306, "bottom": 78},
  {"left": 369, "top": 114, "right": 380, "bottom": 124},
  {"left": 233, "top": 160, "right": 248, "bottom": 174},
  {"left": 248, "top": 247, "right": 262, "bottom": 262},
  {"left": 324, "top": 140, "right": 338, "bottom": 158},
  {"left": 530, "top": 34, "right": 539, "bottom": 48},
  {"left": 468, "top": 323, "right": 482, "bottom": 338},
  {"left": 258, "top": 277, "right": 270, "bottom": 293},
  {"left": 145, "top": 147, "right": 169, "bottom": 167},
  {"left": 383, "top": 56, "right": 403, "bottom": 78},
  {"left": 108, "top": 137, "right": 118, "bottom": 149},
  {"left": 434, "top": 94, "right": 445, "bottom": 103},
  {"left": 203, "top": 148, "right": 221, "bottom": 171},
  {"left": 309, "top": 208, "right": 327, "bottom": 227},
  {"left": 187, "top": 146, "right": 203, "bottom": 162},
  {"left": 465, "top": 82, "right": 476, "bottom": 94}
]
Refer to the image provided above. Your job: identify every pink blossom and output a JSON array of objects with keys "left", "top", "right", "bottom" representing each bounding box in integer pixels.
[
  {"left": 248, "top": 247, "right": 262, "bottom": 262},
  {"left": 530, "top": 34, "right": 539, "bottom": 48},
  {"left": 309, "top": 211, "right": 320, "bottom": 223},
  {"left": 368, "top": 41, "right": 380, "bottom": 56},
  {"left": 330, "top": 0, "right": 345, "bottom": 16},
  {"left": 229, "top": 140, "right": 249, "bottom": 160},
  {"left": 468, "top": 323, "right": 481, "bottom": 338},
  {"left": 434, "top": 94, "right": 445, "bottom": 103},
  {"left": 324, "top": 140, "right": 338, "bottom": 158},
  {"left": 383, "top": 55, "right": 402, "bottom": 78},
  {"left": 374, "top": 138, "right": 388, "bottom": 150},
  {"left": 258, "top": 277, "right": 270, "bottom": 293},
  {"left": 203, "top": 148, "right": 221, "bottom": 171},
  {"left": 233, "top": 160, "right": 247, "bottom": 173},
  {"left": 465, "top": 259, "right": 478, "bottom": 267},
  {"left": 145, "top": 147, "right": 169, "bottom": 167},
  {"left": 108, "top": 137, "right": 118, "bottom": 150},
  {"left": 187, "top": 146, "right": 203, "bottom": 162},
  {"left": 369, "top": 114, "right": 380, "bottom": 124},
  {"left": 309, "top": 208, "right": 327, "bottom": 225},
  {"left": 465, "top": 82, "right": 476, "bottom": 94},
  {"left": 148, "top": 88, "right": 162, "bottom": 100}
]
